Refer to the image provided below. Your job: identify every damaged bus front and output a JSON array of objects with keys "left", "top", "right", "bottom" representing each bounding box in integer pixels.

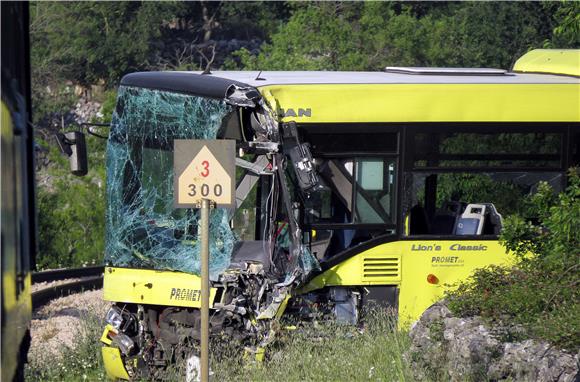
[{"left": 100, "top": 73, "right": 319, "bottom": 380}]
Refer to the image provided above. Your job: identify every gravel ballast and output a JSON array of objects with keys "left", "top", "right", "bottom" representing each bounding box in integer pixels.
[{"left": 29, "top": 289, "right": 110, "bottom": 366}]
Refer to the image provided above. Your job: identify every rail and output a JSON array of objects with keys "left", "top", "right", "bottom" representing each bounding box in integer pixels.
[{"left": 31, "top": 266, "right": 105, "bottom": 310}]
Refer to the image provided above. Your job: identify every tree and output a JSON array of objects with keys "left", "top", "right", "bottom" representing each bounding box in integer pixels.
[
  {"left": 36, "top": 137, "right": 106, "bottom": 269},
  {"left": 231, "top": 2, "right": 574, "bottom": 71},
  {"left": 549, "top": 1, "right": 580, "bottom": 47},
  {"left": 31, "top": 2, "right": 183, "bottom": 86}
]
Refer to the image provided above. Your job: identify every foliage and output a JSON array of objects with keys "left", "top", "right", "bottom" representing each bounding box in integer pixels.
[
  {"left": 34, "top": 89, "right": 113, "bottom": 269},
  {"left": 99, "top": 90, "right": 118, "bottom": 124},
  {"left": 212, "top": 309, "right": 412, "bottom": 381},
  {"left": 36, "top": 135, "right": 106, "bottom": 270},
  {"left": 435, "top": 173, "right": 528, "bottom": 217},
  {"left": 546, "top": 1, "right": 580, "bottom": 47},
  {"left": 30, "top": 2, "right": 183, "bottom": 86},
  {"left": 27, "top": 308, "right": 413, "bottom": 381},
  {"left": 29, "top": 2, "right": 289, "bottom": 87},
  {"left": 36, "top": 137, "right": 105, "bottom": 269},
  {"left": 447, "top": 169, "right": 580, "bottom": 350},
  {"left": 230, "top": 2, "right": 575, "bottom": 71},
  {"left": 25, "top": 312, "right": 106, "bottom": 381}
]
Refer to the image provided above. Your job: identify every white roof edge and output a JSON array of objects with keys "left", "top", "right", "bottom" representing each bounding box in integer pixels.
[
  {"left": 384, "top": 67, "right": 508, "bottom": 75},
  {"left": 173, "top": 70, "right": 580, "bottom": 86}
]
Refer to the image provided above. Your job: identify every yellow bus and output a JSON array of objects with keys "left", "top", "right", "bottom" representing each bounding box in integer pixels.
[{"left": 99, "top": 49, "right": 579, "bottom": 380}]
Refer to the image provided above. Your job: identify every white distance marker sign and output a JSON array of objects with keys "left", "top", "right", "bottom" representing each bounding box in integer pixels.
[{"left": 174, "top": 140, "right": 235, "bottom": 208}]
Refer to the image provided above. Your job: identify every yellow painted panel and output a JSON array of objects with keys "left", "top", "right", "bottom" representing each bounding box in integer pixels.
[
  {"left": 102, "top": 347, "right": 130, "bottom": 380},
  {"left": 397, "top": 240, "right": 513, "bottom": 328},
  {"left": 299, "top": 243, "right": 404, "bottom": 293},
  {"left": 513, "top": 49, "right": 580, "bottom": 77},
  {"left": 103, "top": 267, "right": 216, "bottom": 308},
  {"left": 260, "top": 84, "right": 580, "bottom": 123},
  {"left": 299, "top": 240, "right": 514, "bottom": 328},
  {"left": 100, "top": 325, "right": 115, "bottom": 346}
]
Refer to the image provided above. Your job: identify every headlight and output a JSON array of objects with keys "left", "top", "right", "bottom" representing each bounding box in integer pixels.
[
  {"left": 105, "top": 307, "right": 123, "bottom": 329},
  {"left": 111, "top": 332, "right": 134, "bottom": 355}
]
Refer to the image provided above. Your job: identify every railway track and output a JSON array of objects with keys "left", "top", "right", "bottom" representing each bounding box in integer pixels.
[{"left": 31, "top": 266, "right": 104, "bottom": 310}]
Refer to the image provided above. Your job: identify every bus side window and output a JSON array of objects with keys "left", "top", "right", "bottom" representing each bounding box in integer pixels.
[{"left": 354, "top": 158, "right": 396, "bottom": 224}]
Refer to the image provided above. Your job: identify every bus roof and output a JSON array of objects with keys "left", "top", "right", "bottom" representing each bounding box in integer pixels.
[
  {"left": 122, "top": 69, "right": 578, "bottom": 95},
  {"left": 513, "top": 49, "right": 580, "bottom": 77},
  {"left": 120, "top": 50, "right": 579, "bottom": 123},
  {"left": 184, "top": 70, "right": 579, "bottom": 87}
]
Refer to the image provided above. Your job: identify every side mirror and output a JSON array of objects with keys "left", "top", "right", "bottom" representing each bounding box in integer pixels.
[{"left": 56, "top": 131, "right": 88, "bottom": 176}]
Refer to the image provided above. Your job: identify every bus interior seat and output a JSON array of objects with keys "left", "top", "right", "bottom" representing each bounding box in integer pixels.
[
  {"left": 310, "top": 230, "right": 333, "bottom": 260},
  {"left": 481, "top": 203, "right": 503, "bottom": 235},
  {"left": 228, "top": 240, "right": 272, "bottom": 270},
  {"left": 431, "top": 201, "right": 465, "bottom": 235},
  {"left": 454, "top": 204, "right": 486, "bottom": 235},
  {"left": 453, "top": 203, "right": 503, "bottom": 236}
]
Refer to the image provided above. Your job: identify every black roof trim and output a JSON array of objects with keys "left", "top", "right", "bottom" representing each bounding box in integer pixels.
[{"left": 120, "top": 72, "right": 254, "bottom": 99}]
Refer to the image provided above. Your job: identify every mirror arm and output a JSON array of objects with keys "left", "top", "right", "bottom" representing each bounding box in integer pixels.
[
  {"left": 55, "top": 132, "right": 73, "bottom": 156},
  {"left": 80, "top": 122, "right": 110, "bottom": 139}
]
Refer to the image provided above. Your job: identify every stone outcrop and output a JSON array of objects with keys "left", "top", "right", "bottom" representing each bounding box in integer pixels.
[
  {"left": 405, "top": 302, "right": 579, "bottom": 381},
  {"left": 72, "top": 97, "right": 103, "bottom": 124}
]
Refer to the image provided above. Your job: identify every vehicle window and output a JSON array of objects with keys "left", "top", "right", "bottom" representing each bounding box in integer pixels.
[
  {"left": 403, "top": 171, "right": 564, "bottom": 236},
  {"left": 412, "top": 132, "right": 562, "bottom": 169},
  {"left": 354, "top": 159, "right": 396, "bottom": 224},
  {"left": 141, "top": 147, "right": 174, "bottom": 215},
  {"left": 306, "top": 158, "right": 397, "bottom": 225},
  {"left": 232, "top": 172, "right": 258, "bottom": 241}
]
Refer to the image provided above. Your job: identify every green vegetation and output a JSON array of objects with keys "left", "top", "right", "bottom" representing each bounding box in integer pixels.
[
  {"left": 26, "top": 309, "right": 414, "bottom": 381},
  {"left": 36, "top": 135, "right": 106, "bottom": 270},
  {"left": 25, "top": 313, "right": 106, "bottom": 381},
  {"left": 446, "top": 169, "right": 580, "bottom": 351},
  {"left": 213, "top": 309, "right": 411, "bottom": 381},
  {"left": 228, "top": 2, "right": 576, "bottom": 71}
]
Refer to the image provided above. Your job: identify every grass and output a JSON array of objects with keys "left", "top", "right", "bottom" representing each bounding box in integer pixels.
[
  {"left": 26, "top": 308, "right": 417, "bottom": 382},
  {"left": 212, "top": 308, "right": 413, "bottom": 382},
  {"left": 25, "top": 313, "right": 107, "bottom": 382}
]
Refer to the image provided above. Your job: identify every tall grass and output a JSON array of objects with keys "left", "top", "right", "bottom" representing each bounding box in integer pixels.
[
  {"left": 212, "top": 308, "right": 413, "bottom": 382},
  {"left": 26, "top": 308, "right": 415, "bottom": 381},
  {"left": 25, "top": 313, "right": 107, "bottom": 381}
]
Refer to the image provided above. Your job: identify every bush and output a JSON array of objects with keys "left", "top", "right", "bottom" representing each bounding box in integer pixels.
[
  {"left": 446, "top": 169, "right": 580, "bottom": 351},
  {"left": 36, "top": 135, "right": 106, "bottom": 270}
]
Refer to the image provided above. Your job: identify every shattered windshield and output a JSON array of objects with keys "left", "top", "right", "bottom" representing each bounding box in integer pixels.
[{"left": 105, "top": 86, "right": 236, "bottom": 278}]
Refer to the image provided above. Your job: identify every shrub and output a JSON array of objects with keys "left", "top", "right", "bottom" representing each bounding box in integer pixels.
[
  {"left": 447, "top": 169, "right": 580, "bottom": 351},
  {"left": 36, "top": 135, "right": 106, "bottom": 270}
]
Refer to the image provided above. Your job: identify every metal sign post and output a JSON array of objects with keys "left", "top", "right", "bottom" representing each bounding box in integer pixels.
[
  {"left": 200, "top": 198, "right": 210, "bottom": 382},
  {"left": 174, "top": 139, "right": 235, "bottom": 382}
]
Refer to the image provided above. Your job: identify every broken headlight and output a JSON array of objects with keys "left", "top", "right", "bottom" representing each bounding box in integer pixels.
[
  {"left": 105, "top": 306, "right": 124, "bottom": 330},
  {"left": 111, "top": 331, "right": 135, "bottom": 355}
]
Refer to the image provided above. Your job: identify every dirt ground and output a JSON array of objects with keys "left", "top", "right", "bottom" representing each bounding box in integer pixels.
[{"left": 28, "top": 289, "right": 110, "bottom": 366}]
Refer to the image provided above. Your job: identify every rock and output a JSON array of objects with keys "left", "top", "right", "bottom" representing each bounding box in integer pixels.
[
  {"left": 489, "top": 340, "right": 579, "bottom": 382},
  {"left": 443, "top": 317, "right": 502, "bottom": 381},
  {"left": 406, "top": 301, "right": 579, "bottom": 382},
  {"left": 71, "top": 96, "right": 102, "bottom": 124},
  {"left": 405, "top": 302, "right": 453, "bottom": 381}
]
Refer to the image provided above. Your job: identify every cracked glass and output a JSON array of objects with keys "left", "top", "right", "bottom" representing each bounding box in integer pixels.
[{"left": 105, "top": 86, "right": 235, "bottom": 278}]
